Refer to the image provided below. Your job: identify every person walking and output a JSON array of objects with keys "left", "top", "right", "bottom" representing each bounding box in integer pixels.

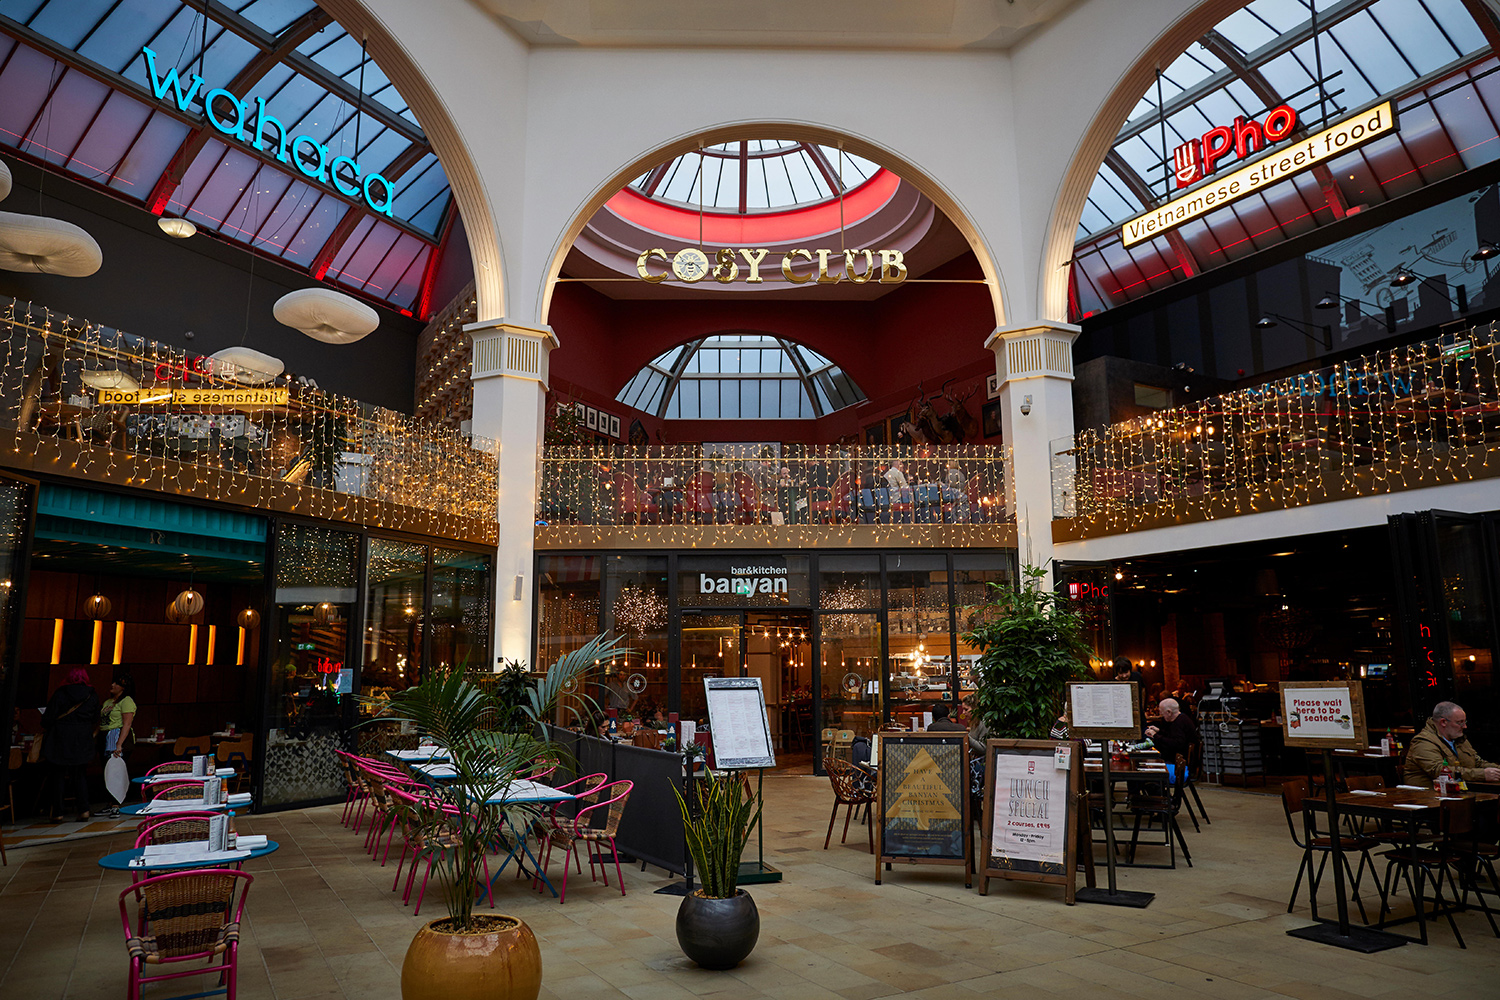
[{"left": 42, "top": 668, "right": 99, "bottom": 822}]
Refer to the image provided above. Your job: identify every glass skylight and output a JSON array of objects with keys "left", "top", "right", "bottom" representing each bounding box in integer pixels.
[{"left": 631, "top": 141, "right": 882, "bottom": 214}]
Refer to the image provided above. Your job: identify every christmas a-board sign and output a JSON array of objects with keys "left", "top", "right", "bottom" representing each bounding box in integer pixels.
[{"left": 875, "top": 732, "right": 971, "bottom": 886}]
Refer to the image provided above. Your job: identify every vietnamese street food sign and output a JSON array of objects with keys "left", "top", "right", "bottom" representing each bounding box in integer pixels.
[
  {"left": 98, "top": 387, "right": 289, "bottom": 406},
  {"left": 1121, "top": 102, "right": 1396, "bottom": 248}
]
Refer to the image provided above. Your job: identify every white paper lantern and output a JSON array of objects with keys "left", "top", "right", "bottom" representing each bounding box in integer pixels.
[
  {"left": 273, "top": 287, "right": 378, "bottom": 345},
  {"left": 80, "top": 369, "right": 140, "bottom": 391},
  {"left": 209, "top": 346, "right": 284, "bottom": 385},
  {"left": 157, "top": 217, "right": 197, "bottom": 239},
  {"left": 0, "top": 159, "right": 11, "bottom": 203},
  {"left": 0, "top": 211, "right": 102, "bottom": 276}
]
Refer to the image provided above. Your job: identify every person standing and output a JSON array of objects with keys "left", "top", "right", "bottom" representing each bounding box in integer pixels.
[
  {"left": 98, "top": 673, "right": 137, "bottom": 815},
  {"left": 42, "top": 668, "right": 99, "bottom": 821}
]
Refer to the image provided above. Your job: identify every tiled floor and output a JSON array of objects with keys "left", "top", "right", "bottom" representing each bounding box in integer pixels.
[{"left": 2, "top": 777, "right": 1497, "bottom": 1000}]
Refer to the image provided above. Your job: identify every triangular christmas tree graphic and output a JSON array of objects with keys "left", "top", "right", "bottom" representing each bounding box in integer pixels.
[{"left": 887, "top": 748, "right": 959, "bottom": 830}]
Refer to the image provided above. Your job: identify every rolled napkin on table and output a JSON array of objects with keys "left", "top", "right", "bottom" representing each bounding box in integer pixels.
[
  {"left": 1395, "top": 784, "right": 1426, "bottom": 791},
  {"left": 235, "top": 835, "right": 269, "bottom": 849},
  {"left": 228, "top": 792, "right": 252, "bottom": 805}
]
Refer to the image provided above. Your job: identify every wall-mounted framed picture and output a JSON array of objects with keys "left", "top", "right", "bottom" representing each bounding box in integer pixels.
[
  {"left": 609, "top": 414, "right": 621, "bottom": 437},
  {"left": 890, "top": 415, "right": 915, "bottom": 447},
  {"left": 981, "top": 400, "right": 1003, "bottom": 439},
  {"left": 585, "top": 407, "right": 599, "bottom": 430},
  {"left": 863, "top": 422, "right": 887, "bottom": 446},
  {"left": 986, "top": 373, "right": 1001, "bottom": 399}
]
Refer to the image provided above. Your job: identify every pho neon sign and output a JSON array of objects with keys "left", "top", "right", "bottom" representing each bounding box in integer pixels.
[
  {"left": 141, "top": 46, "right": 396, "bottom": 217},
  {"left": 1121, "top": 102, "right": 1396, "bottom": 248}
]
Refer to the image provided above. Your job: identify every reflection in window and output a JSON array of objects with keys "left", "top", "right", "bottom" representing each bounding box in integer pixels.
[
  {"left": 364, "top": 539, "right": 427, "bottom": 694},
  {"left": 819, "top": 612, "right": 882, "bottom": 737},
  {"left": 431, "top": 548, "right": 492, "bottom": 674},
  {"left": 886, "top": 554, "right": 955, "bottom": 725},
  {"left": 537, "top": 555, "right": 601, "bottom": 672},
  {"left": 601, "top": 555, "right": 669, "bottom": 720}
]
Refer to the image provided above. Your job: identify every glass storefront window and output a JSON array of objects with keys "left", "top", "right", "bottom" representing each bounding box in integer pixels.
[
  {"left": 886, "top": 554, "right": 955, "bottom": 726},
  {"left": 953, "top": 553, "right": 1016, "bottom": 703},
  {"left": 431, "top": 547, "right": 491, "bottom": 674},
  {"left": 537, "top": 554, "right": 602, "bottom": 670},
  {"left": 363, "top": 539, "right": 428, "bottom": 693},
  {"left": 680, "top": 612, "right": 740, "bottom": 723},
  {"left": 818, "top": 611, "right": 882, "bottom": 737},
  {"left": 601, "top": 554, "right": 668, "bottom": 719},
  {"left": 265, "top": 522, "right": 359, "bottom": 808}
]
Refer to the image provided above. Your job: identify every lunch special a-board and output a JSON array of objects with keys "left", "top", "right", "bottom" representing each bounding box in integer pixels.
[
  {"left": 875, "top": 732, "right": 971, "bottom": 887},
  {"left": 979, "top": 739, "right": 1088, "bottom": 903},
  {"left": 1281, "top": 680, "right": 1368, "bottom": 750}
]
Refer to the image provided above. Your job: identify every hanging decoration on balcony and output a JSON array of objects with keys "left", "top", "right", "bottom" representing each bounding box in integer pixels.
[{"left": 273, "top": 288, "right": 379, "bottom": 345}]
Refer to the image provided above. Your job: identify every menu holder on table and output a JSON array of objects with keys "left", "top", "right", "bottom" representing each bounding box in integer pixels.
[{"left": 191, "top": 755, "right": 210, "bottom": 777}]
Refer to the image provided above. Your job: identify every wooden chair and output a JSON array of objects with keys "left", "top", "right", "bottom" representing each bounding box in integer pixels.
[
  {"left": 172, "top": 736, "right": 211, "bottom": 759},
  {"left": 1180, "top": 742, "right": 1209, "bottom": 831},
  {"left": 216, "top": 738, "right": 253, "bottom": 792},
  {"left": 1377, "top": 799, "right": 1475, "bottom": 947},
  {"left": 631, "top": 729, "right": 662, "bottom": 750},
  {"left": 118, "top": 869, "right": 252, "bottom": 1000},
  {"left": 1126, "top": 762, "right": 1194, "bottom": 869},
  {"left": 823, "top": 757, "right": 874, "bottom": 853},
  {"left": 1435, "top": 797, "right": 1500, "bottom": 943},
  {"left": 829, "top": 730, "right": 855, "bottom": 763}
]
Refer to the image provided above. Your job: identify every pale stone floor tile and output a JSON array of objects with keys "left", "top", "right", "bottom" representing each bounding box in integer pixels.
[{"left": 6, "top": 779, "right": 1500, "bottom": 999}]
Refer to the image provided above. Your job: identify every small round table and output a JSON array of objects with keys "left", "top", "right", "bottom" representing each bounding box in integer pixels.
[
  {"left": 97, "top": 840, "right": 280, "bottom": 872},
  {"left": 121, "top": 800, "right": 245, "bottom": 816}
]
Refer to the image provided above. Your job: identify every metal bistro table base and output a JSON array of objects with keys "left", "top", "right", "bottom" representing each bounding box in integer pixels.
[
  {"left": 1287, "top": 920, "right": 1407, "bottom": 953},
  {"left": 1079, "top": 755, "right": 1154, "bottom": 908}
]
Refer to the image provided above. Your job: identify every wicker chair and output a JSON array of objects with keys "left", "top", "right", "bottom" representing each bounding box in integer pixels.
[
  {"left": 146, "top": 762, "right": 192, "bottom": 777},
  {"left": 118, "top": 869, "right": 252, "bottom": 1000},
  {"left": 135, "top": 816, "right": 214, "bottom": 847},
  {"left": 386, "top": 785, "right": 492, "bottom": 917},
  {"left": 542, "top": 779, "right": 634, "bottom": 903},
  {"left": 149, "top": 782, "right": 209, "bottom": 802},
  {"left": 823, "top": 757, "right": 874, "bottom": 853}
]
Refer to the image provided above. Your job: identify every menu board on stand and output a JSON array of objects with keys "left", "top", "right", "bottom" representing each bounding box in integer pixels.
[
  {"left": 874, "top": 732, "right": 972, "bottom": 887},
  {"left": 978, "top": 739, "right": 1090, "bottom": 903},
  {"left": 702, "top": 677, "right": 781, "bottom": 883},
  {"left": 1066, "top": 680, "right": 1152, "bottom": 908}
]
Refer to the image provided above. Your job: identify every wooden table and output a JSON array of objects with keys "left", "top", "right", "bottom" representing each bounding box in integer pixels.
[{"left": 1306, "top": 788, "right": 1498, "bottom": 945}]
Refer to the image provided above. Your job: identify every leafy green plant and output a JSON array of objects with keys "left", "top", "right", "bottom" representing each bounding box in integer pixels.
[
  {"left": 674, "top": 771, "right": 761, "bottom": 899},
  {"left": 961, "top": 564, "right": 1089, "bottom": 740},
  {"left": 370, "top": 633, "right": 630, "bottom": 930}
]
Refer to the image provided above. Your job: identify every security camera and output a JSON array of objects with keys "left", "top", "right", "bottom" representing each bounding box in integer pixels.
[{"left": 1020, "top": 394, "right": 1032, "bottom": 416}]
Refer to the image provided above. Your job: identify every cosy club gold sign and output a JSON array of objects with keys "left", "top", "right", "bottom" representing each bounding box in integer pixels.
[
  {"left": 97, "top": 387, "right": 290, "bottom": 406},
  {"left": 636, "top": 246, "right": 909, "bottom": 285}
]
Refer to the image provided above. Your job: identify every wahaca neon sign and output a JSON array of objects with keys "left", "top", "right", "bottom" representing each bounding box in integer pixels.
[
  {"left": 141, "top": 47, "right": 396, "bottom": 217},
  {"left": 1173, "top": 105, "right": 1298, "bottom": 189}
]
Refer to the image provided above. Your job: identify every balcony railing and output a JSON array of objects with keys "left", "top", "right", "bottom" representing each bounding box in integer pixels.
[
  {"left": 538, "top": 444, "right": 1010, "bottom": 526},
  {"left": 1052, "top": 323, "right": 1500, "bottom": 535},
  {"left": 1, "top": 298, "right": 497, "bottom": 541}
]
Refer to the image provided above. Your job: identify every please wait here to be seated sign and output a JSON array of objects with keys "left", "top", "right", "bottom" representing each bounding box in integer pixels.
[{"left": 1120, "top": 102, "right": 1396, "bottom": 248}]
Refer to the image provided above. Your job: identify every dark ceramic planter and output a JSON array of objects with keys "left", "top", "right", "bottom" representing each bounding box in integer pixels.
[{"left": 675, "top": 889, "right": 759, "bottom": 969}]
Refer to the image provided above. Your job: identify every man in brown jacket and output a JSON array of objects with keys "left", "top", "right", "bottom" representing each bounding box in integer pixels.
[{"left": 1402, "top": 701, "right": 1500, "bottom": 787}]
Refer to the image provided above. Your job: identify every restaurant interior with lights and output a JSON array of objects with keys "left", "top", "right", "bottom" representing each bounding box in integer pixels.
[{"left": 4, "top": 0, "right": 1500, "bottom": 992}]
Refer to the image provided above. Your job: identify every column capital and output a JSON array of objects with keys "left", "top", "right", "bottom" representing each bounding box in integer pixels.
[
  {"left": 984, "top": 321, "right": 1080, "bottom": 383},
  {"left": 465, "top": 319, "right": 560, "bottom": 386}
]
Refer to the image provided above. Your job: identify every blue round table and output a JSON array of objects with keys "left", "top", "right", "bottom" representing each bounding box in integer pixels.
[
  {"left": 97, "top": 840, "right": 279, "bottom": 871},
  {"left": 131, "top": 770, "right": 236, "bottom": 785},
  {"left": 121, "top": 800, "right": 244, "bottom": 816}
]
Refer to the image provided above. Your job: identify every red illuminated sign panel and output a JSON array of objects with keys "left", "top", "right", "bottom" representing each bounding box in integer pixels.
[{"left": 1173, "top": 105, "right": 1298, "bottom": 189}]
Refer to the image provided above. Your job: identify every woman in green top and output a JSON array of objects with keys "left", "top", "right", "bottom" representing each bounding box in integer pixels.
[{"left": 100, "top": 672, "right": 136, "bottom": 757}]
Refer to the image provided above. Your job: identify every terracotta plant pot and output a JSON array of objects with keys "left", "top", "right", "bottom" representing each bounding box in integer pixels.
[
  {"left": 675, "top": 889, "right": 759, "bottom": 969},
  {"left": 401, "top": 915, "right": 542, "bottom": 1000}
]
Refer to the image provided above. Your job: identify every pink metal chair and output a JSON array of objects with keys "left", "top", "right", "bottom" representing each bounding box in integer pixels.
[
  {"left": 387, "top": 785, "right": 493, "bottom": 916},
  {"left": 118, "top": 869, "right": 252, "bottom": 1000},
  {"left": 135, "top": 812, "right": 218, "bottom": 843},
  {"left": 542, "top": 779, "right": 633, "bottom": 903},
  {"left": 135, "top": 816, "right": 214, "bottom": 848},
  {"left": 148, "top": 781, "right": 209, "bottom": 802}
]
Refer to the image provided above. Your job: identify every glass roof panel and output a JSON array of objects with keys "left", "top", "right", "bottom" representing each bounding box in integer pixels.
[
  {"left": 0, "top": 0, "right": 452, "bottom": 314},
  {"left": 633, "top": 139, "right": 882, "bottom": 214},
  {"left": 617, "top": 335, "right": 865, "bottom": 419},
  {"left": 1071, "top": 0, "right": 1495, "bottom": 318}
]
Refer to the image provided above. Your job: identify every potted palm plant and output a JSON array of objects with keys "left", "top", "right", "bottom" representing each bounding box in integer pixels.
[
  {"left": 376, "top": 633, "right": 627, "bottom": 1000},
  {"left": 673, "top": 770, "right": 763, "bottom": 969}
]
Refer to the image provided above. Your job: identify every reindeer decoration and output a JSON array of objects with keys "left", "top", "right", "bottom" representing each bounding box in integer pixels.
[{"left": 939, "top": 379, "right": 981, "bottom": 442}]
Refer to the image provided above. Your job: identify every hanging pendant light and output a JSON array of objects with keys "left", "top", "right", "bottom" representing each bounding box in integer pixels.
[
  {"left": 313, "top": 602, "right": 337, "bottom": 624},
  {"left": 84, "top": 593, "right": 112, "bottom": 620},
  {"left": 237, "top": 607, "right": 261, "bottom": 630},
  {"left": 165, "top": 601, "right": 188, "bottom": 624},
  {"left": 172, "top": 588, "right": 204, "bottom": 618}
]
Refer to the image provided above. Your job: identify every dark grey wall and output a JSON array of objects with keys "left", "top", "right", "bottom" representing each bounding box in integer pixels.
[{"left": 0, "top": 159, "right": 422, "bottom": 411}]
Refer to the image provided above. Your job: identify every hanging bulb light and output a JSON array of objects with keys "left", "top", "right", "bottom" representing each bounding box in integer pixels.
[
  {"left": 84, "top": 593, "right": 112, "bottom": 620},
  {"left": 173, "top": 587, "right": 204, "bottom": 618},
  {"left": 165, "top": 600, "right": 188, "bottom": 624},
  {"left": 237, "top": 608, "right": 260, "bottom": 630},
  {"left": 314, "top": 602, "right": 337, "bottom": 624}
]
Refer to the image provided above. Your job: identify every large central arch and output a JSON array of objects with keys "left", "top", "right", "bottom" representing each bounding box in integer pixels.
[{"left": 538, "top": 122, "right": 1010, "bottom": 329}]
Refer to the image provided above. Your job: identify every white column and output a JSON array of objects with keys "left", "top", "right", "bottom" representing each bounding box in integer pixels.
[
  {"left": 465, "top": 319, "right": 559, "bottom": 667},
  {"left": 985, "top": 321, "right": 1080, "bottom": 583}
]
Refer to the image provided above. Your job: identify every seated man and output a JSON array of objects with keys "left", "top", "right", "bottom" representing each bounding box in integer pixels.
[
  {"left": 1144, "top": 697, "right": 1198, "bottom": 766},
  {"left": 925, "top": 703, "right": 967, "bottom": 732},
  {"left": 1403, "top": 701, "right": 1500, "bottom": 788}
]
